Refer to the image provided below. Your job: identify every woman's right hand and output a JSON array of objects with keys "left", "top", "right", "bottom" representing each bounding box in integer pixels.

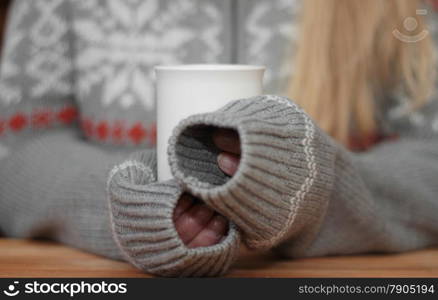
[{"left": 213, "top": 129, "right": 241, "bottom": 176}]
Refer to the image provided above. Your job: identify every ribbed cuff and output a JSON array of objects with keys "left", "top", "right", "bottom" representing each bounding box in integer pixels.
[
  {"left": 107, "top": 159, "right": 241, "bottom": 277},
  {"left": 168, "top": 95, "right": 336, "bottom": 250}
]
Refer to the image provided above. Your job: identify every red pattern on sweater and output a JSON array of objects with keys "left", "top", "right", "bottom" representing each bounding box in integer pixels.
[
  {"left": 57, "top": 106, "right": 78, "bottom": 124},
  {"left": 1, "top": 106, "right": 79, "bottom": 135},
  {"left": 2, "top": 106, "right": 389, "bottom": 149},
  {"left": 9, "top": 113, "right": 27, "bottom": 132},
  {"left": 128, "top": 122, "right": 147, "bottom": 145},
  {"left": 80, "top": 118, "right": 156, "bottom": 146},
  {"left": 96, "top": 121, "right": 109, "bottom": 141}
]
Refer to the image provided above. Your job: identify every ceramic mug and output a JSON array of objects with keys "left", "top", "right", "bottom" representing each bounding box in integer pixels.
[{"left": 155, "top": 64, "right": 265, "bottom": 180}]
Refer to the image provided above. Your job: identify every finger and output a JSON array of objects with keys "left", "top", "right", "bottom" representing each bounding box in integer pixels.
[
  {"left": 173, "top": 194, "right": 194, "bottom": 221},
  {"left": 212, "top": 128, "right": 241, "bottom": 154},
  {"left": 187, "top": 215, "right": 229, "bottom": 248},
  {"left": 174, "top": 204, "right": 215, "bottom": 245},
  {"left": 217, "top": 152, "right": 240, "bottom": 176}
]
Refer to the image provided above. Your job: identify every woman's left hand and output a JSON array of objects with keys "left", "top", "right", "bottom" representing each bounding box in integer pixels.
[{"left": 213, "top": 128, "right": 241, "bottom": 176}]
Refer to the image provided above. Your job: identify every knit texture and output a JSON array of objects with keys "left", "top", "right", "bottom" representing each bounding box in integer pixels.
[
  {"left": 107, "top": 164, "right": 241, "bottom": 277},
  {"left": 71, "top": 0, "right": 233, "bottom": 147},
  {"left": 169, "top": 95, "right": 438, "bottom": 254},
  {"left": 1, "top": 0, "right": 438, "bottom": 277},
  {"left": 0, "top": 129, "right": 241, "bottom": 277},
  {"left": 0, "top": 129, "right": 127, "bottom": 258},
  {"left": 283, "top": 138, "right": 438, "bottom": 257},
  {"left": 168, "top": 95, "right": 333, "bottom": 249},
  {"left": 0, "top": 0, "right": 76, "bottom": 145}
]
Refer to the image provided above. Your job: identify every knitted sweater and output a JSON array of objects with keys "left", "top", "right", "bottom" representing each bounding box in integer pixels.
[{"left": 1, "top": 0, "right": 438, "bottom": 277}]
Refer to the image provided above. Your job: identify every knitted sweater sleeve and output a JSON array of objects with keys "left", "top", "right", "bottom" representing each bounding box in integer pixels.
[
  {"left": 167, "top": 95, "right": 438, "bottom": 256},
  {"left": 0, "top": 129, "right": 241, "bottom": 277}
]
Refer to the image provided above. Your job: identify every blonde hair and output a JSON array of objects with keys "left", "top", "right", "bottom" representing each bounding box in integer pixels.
[{"left": 288, "top": 0, "right": 435, "bottom": 145}]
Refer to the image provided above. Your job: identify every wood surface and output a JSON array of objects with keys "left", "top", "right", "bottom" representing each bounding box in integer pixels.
[{"left": 1, "top": 239, "right": 438, "bottom": 277}]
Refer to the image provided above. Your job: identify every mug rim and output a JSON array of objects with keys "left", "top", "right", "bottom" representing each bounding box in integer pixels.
[{"left": 155, "top": 64, "right": 265, "bottom": 72}]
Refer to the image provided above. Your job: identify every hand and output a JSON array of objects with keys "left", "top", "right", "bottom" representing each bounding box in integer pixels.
[
  {"left": 213, "top": 128, "right": 241, "bottom": 176},
  {"left": 173, "top": 194, "right": 229, "bottom": 248},
  {"left": 172, "top": 128, "right": 240, "bottom": 249}
]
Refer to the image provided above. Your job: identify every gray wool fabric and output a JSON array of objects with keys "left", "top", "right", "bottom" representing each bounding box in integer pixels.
[
  {"left": 71, "top": 0, "right": 233, "bottom": 147},
  {"left": 0, "top": 0, "right": 75, "bottom": 149},
  {"left": 2, "top": 0, "right": 438, "bottom": 278},
  {"left": 0, "top": 129, "right": 126, "bottom": 259},
  {"left": 107, "top": 165, "right": 240, "bottom": 277},
  {"left": 0, "top": 129, "right": 241, "bottom": 277},
  {"left": 169, "top": 95, "right": 438, "bottom": 255}
]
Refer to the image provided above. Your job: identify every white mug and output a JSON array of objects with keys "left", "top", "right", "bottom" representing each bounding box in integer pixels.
[{"left": 155, "top": 64, "right": 265, "bottom": 181}]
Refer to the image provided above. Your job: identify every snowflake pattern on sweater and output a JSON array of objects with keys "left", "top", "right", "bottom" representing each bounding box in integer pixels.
[
  {"left": 73, "top": 0, "right": 227, "bottom": 110},
  {"left": 1, "top": 0, "right": 437, "bottom": 148},
  {"left": 0, "top": 0, "right": 75, "bottom": 146},
  {"left": 0, "top": 0, "right": 73, "bottom": 106}
]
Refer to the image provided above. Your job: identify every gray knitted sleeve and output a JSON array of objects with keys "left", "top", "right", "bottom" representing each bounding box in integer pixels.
[
  {"left": 107, "top": 166, "right": 240, "bottom": 277},
  {"left": 0, "top": 129, "right": 241, "bottom": 277},
  {"left": 168, "top": 95, "right": 438, "bottom": 256}
]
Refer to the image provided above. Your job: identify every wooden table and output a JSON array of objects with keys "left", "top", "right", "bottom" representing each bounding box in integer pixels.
[{"left": 1, "top": 239, "right": 438, "bottom": 277}]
